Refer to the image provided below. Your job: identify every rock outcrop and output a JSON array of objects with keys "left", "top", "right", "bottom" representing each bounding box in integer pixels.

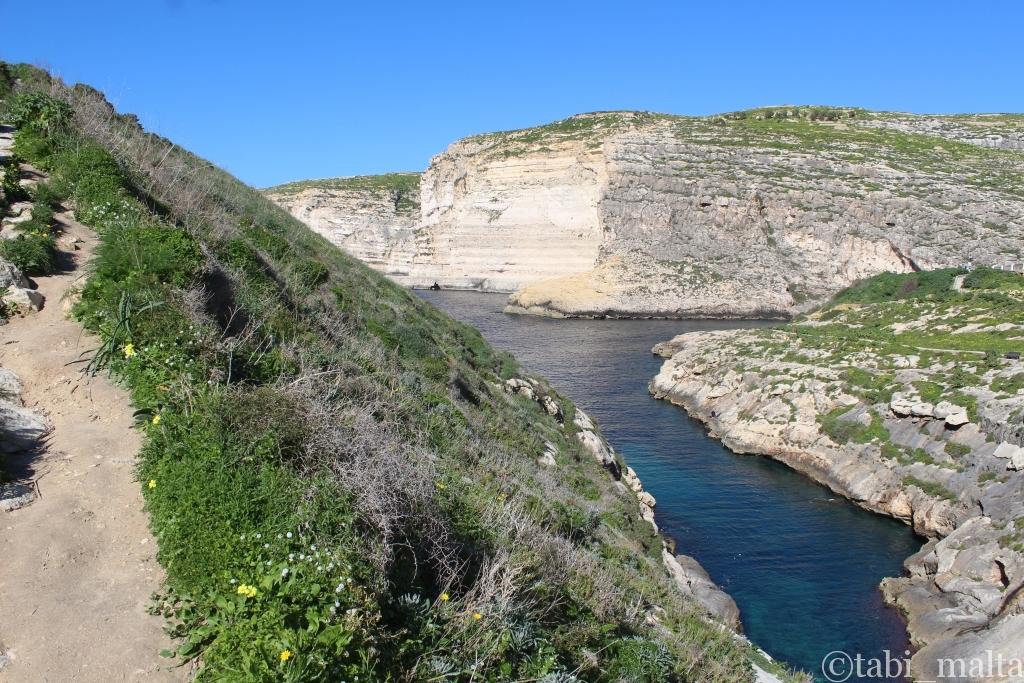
[
  {"left": 268, "top": 108, "right": 1024, "bottom": 318},
  {"left": 0, "top": 367, "right": 48, "bottom": 511},
  {"left": 0, "top": 258, "right": 42, "bottom": 311},
  {"left": 649, "top": 276, "right": 1024, "bottom": 682}
]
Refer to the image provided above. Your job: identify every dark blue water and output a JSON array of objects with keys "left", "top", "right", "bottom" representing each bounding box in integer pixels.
[{"left": 419, "top": 291, "right": 923, "bottom": 682}]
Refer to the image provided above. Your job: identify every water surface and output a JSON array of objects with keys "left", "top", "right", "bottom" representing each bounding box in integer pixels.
[{"left": 419, "top": 290, "right": 922, "bottom": 682}]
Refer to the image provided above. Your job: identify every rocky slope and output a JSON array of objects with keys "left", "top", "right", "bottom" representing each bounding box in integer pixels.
[
  {"left": 650, "top": 269, "right": 1024, "bottom": 681},
  {"left": 268, "top": 107, "right": 1024, "bottom": 318}
]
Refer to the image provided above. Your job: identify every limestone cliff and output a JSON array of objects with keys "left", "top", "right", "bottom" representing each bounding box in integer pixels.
[
  {"left": 267, "top": 108, "right": 1024, "bottom": 318},
  {"left": 650, "top": 269, "right": 1024, "bottom": 681},
  {"left": 264, "top": 173, "right": 421, "bottom": 271}
]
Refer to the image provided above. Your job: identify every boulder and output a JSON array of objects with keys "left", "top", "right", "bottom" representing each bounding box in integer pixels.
[
  {"left": 573, "top": 409, "right": 595, "bottom": 431},
  {"left": 0, "top": 399, "right": 48, "bottom": 453},
  {"left": 622, "top": 466, "right": 644, "bottom": 493},
  {"left": 0, "top": 368, "right": 22, "bottom": 398},
  {"left": 945, "top": 409, "right": 970, "bottom": 427},
  {"left": 537, "top": 441, "right": 557, "bottom": 467},
  {"left": 540, "top": 394, "right": 563, "bottom": 422},
  {"left": 503, "top": 378, "right": 536, "bottom": 401},
  {"left": 911, "top": 401, "right": 935, "bottom": 418},
  {"left": 992, "top": 442, "right": 1024, "bottom": 464},
  {"left": 0, "top": 258, "right": 29, "bottom": 289},
  {"left": 890, "top": 394, "right": 916, "bottom": 417},
  {"left": 3, "top": 287, "right": 44, "bottom": 311},
  {"left": 662, "top": 549, "right": 741, "bottom": 628},
  {"left": 576, "top": 429, "right": 620, "bottom": 477},
  {"left": 930, "top": 400, "right": 970, "bottom": 427}
]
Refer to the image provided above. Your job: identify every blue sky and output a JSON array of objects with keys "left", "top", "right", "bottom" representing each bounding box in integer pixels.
[{"left": 3, "top": 1, "right": 1022, "bottom": 187}]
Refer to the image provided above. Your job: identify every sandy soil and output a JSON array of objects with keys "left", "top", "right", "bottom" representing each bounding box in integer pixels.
[{"left": 0, "top": 209, "right": 183, "bottom": 681}]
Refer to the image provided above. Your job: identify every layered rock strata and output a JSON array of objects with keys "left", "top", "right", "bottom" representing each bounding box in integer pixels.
[{"left": 268, "top": 108, "right": 1024, "bottom": 318}]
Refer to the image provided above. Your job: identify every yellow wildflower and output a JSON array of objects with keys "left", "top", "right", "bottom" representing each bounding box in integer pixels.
[
  {"left": 472, "top": 612, "right": 482, "bottom": 620},
  {"left": 148, "top": 479, "right": 157, "bottom": 489},
  {"left": 151, "top": 414, "right": 161, "bottom": 426},
  {"left": 440, "top": 592, "right": 450, "bottom": 602},
  {"left": 435, "top": 481, "right": 446, "bottom": 491},
  {"left": 279, "top": 649, "right": 292, "bottom": 663},
  {"left": 236, "top": 583, "right": 258, "bottom": 598},
  {"left": 122, "top": 343, "right": 136, "bottom": 358}
]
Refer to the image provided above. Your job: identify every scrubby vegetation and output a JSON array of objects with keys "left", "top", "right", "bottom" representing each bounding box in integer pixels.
[
  {"left": 0, "top": 179, "right": 63, "bottom": 276},
  {"left": 818, "top": 407, "right": 889, "bottom": 445},
  {"left": 721, "top": 106, "right": 859, "bottom": 122},
  {"left": 1, "top": 65, "right": 769, "bottom": 681}
]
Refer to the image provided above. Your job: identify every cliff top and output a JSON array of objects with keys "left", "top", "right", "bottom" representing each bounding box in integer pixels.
[
  {"left": 276, "top": 106, "right": 1024, "bottom": 195},
  {"left": 264, "top": 171, "right": 422, "bottom": 195}
]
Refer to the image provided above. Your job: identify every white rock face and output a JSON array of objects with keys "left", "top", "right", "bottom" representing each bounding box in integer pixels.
[
  {"left": 267, "top": 109, "right": 1024, "bottom": 318},
  {"left": 409, "top": 139, "right": 606, "bottom": 291},
  {"left": 266, "top": 177, "right": 419, "bottom": 271}
]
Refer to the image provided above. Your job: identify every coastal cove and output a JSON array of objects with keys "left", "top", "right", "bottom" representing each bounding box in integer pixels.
[{"left": 420, "top": 290, "right": 924, "bottom": 682}]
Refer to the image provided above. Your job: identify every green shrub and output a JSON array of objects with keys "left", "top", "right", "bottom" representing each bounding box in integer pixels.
[
  {"left": 0, "top": 232, "right": 56, "bottom": 275},
  {"left": 604, "top": 636, "right": 673, "bottom": 682},
  {"left": 296, "top": 259, "right": 329, "bottom": 287},
  {"left": 4, "top": 91, "right": 73, "bottom": 136},
  {"left": 912, "top": 380, "right": 944, "bottom": 403},
  {"left": 944, "top": 441, "right": 971, "bottom": 458},
  {"left": 1, "top": 159, "right": 28, "bottom": 205},
  {"left": 963, "top": 267, "right": 1024, "bottom": 292},
  {"left": 903, "top": 476, "right": 956, "bottom": 501},
  {"left": 991, "top": 373, "right": 1024, "bottom": 396},
  {"left": 828, "top": 269, "right": 962, "bottom": 307},
  {"left": 819, "top": 407, "right": 889, "bottom": 445},
  {"left": 842, "top": 368, "right": 896, "bottom": 403}
]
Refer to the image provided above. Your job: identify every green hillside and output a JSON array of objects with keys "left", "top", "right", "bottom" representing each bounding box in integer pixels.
[{"left": 0, "top": 63, "right": 764, "bottom": 681}]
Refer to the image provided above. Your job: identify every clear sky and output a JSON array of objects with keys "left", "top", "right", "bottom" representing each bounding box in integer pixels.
[{"left": 3, "top": 1, "right": 1021, "bottom": 187}]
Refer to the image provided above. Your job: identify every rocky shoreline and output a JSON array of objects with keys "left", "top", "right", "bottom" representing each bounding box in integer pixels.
[
  {"left": 499, "top": 376, "right": 742, "bottom": 629},
  {"left": 650, "top": 329, "right": 1024, "bottom": 682}
]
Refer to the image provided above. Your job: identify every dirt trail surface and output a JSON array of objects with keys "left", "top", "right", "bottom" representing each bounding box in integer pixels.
[{"left": 0, "top": 209, "right": 182, "bottom": 680}]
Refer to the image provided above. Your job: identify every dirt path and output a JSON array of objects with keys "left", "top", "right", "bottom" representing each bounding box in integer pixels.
[{"left": 0, "top": 210, "right": 182, "bottom": 681}]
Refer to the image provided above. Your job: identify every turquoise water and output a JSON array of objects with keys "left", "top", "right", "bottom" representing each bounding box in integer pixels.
[{"left": 419, "top": 291, "right": 923, "bottom": 682}]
